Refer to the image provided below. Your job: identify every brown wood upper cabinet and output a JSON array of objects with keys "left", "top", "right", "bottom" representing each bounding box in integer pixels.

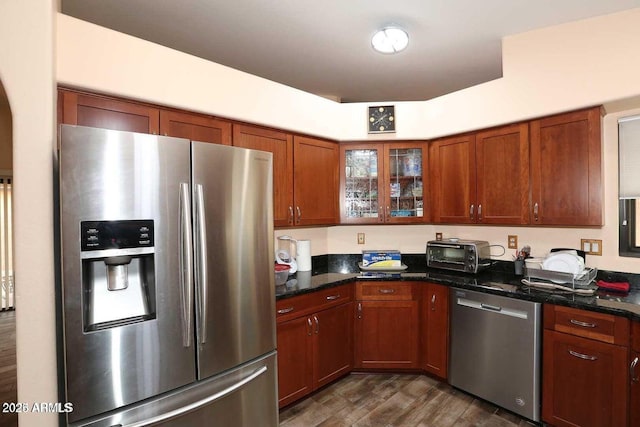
[
  {"left": 293, "top": 135, "right": 339, "bottom": 226},
  {"left": 530, "top": 106, "right": 602, "bottom": 226},
  {"left": 233, "top": 124, "right": 293, "bottom": 227},
  {"left": 159, "top": 109, "right": 231, "bottom": 145},
  {"left": 59, "top": 89, "right": 160, "bottom": 134},
  {"left": 233, "top": 124, "right": 338, "bottom": 227},
  {"left": 340, "top": 141, "right": 428, "bottom": 224},
  {"left": 430, "top": 123, "right": 530, "bottom": 224}
]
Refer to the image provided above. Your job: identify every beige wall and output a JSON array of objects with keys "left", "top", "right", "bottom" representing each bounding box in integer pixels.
[
  {"left": 0, "top": 1, "right": 57, "bottom": 426},
  {"left": 0, "top": 103, "right": 12, "bottom": 171}
]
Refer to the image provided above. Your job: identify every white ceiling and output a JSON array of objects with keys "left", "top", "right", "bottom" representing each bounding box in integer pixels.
[{"left": 61, "top": 0, "right": 640, "bottom": 103}]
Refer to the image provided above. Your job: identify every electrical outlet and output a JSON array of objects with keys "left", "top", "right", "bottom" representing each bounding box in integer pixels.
[
  {"left": 581, "top": 239, "right": 602, "bottom": 255},
  {"left": 357, "top": 233, "right": 365, "bottom": 245},
  {"left": 508, "top": 235, "right": 518, "bottom": 249},
  {"left": 435, "top": 232, "right": 443, "bottom": 241}
]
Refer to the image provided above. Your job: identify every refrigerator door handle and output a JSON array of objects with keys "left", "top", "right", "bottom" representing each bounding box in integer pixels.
[
  {"left": 195, "top": 184, "right": 208, "bottom": 344},
  {"left": 124, "top": 366, "right": 269, "bottom": 427},
  {"left": 179, "top": 182, "right": 194, "bottom": 348}
]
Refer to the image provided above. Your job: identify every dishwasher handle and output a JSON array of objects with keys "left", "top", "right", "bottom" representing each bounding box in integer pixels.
[
  {"left": 480, "top": 303, "right": 502, "bottom": 312},
  {"left": 456, "top": 297, "right": 528, "bottom": 319}
]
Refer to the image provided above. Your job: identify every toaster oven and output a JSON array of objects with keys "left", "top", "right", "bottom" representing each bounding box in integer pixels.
[{"left": 426, "top": 239, "right": 491, "bottom": 273}]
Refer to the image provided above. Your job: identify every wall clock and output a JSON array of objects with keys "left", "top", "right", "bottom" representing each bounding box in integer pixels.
[{"left": 368, "top": 105, "right": 395, "bottom": 133}]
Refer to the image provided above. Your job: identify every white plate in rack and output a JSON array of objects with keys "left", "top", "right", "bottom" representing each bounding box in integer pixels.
[{"left": 542, "top": 253, "right": 584, "bottom": 276}]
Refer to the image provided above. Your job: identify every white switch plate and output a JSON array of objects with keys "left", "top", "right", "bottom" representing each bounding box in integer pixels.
[{"left": 581, "top": 239, "right": 602, "bottom": 256}]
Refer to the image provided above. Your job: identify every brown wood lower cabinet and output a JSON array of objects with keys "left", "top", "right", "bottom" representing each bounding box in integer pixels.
[
  {"left": 276, "top": 285, "right": 353, "bottom": 408},
  {"left": 631, "top": 322, "right": 640, "bottom": 427},
  {"left": 421, "top": 283, "right": 449, "bottom": 379},
  {"left": 354, "top": 282, "right": 419, "bottom": 370},
  {"left": 543, "top": 305, "right": 629, "bottom": 427}
]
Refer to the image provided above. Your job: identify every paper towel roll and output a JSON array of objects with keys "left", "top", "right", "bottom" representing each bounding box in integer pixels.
[{"left": 296, "top": 239, "right": 312, "bottom": 272}]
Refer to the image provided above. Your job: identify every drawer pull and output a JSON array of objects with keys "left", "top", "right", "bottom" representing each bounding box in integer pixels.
[
  {"left": 570, "top": 319, "right": 597, "bottom": 328},
  {"left": 631, "top": 356, "right": 639, "bottom": 383},
  {"left": 379, "top": 289, "right": 396, "bottom": 294},
  {"left": 277, "top": 307, "right": 294, "bottom": 314},
  {"left": 431, "top": 294, "right": 436, "bottom": 311},
  {"left": 569, "top": 350, "right": 598, "bottom": 361},
  {"left": 326, "top": 294, "right": 341, "bottom": 301}
]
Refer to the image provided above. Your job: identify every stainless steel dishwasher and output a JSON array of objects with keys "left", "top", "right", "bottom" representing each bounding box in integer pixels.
[{"left": 449, "top": 287, "right": 542, "bottom": 422}]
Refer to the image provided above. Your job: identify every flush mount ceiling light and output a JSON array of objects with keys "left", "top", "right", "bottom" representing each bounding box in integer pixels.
[{"left": 371, "top": 27, "right": 409, "bottom": 54}]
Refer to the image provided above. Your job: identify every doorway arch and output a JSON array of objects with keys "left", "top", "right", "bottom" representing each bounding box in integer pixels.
[{"left": 0, "top": 77, "right": 17, "bottom": 426}]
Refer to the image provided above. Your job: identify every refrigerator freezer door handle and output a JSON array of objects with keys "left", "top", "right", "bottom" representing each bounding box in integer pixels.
[
  {"left": 179, "top": 183, "right": 194, "bottom": 348},
  {"left": 195, "top": 184, "right": 208, "bottom": 344},
  {"left": 124, "top": 366, "right": 269, "bottom": 427}
]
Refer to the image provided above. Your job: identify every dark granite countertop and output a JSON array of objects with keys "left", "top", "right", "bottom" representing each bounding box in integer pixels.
[{"left": 275, "top": 254, "right": 640, "bottom": 321}]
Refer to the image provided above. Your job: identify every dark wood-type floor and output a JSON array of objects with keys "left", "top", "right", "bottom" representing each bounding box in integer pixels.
[
  {"left": 0, "top": 310, "right": 17, "bottom": 427},
  {"left": 279, "top": 373, "right": 535, "bottom": 427}
]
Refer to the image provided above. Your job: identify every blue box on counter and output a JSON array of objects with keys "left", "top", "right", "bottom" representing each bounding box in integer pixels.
[{"left": 362, "top": 250, "right": 401, "bottom": 268}]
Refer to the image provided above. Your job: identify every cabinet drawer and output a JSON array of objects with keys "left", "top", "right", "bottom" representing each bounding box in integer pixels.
[
  {"left": 276, "top": 284, "right": 353, "bottom": 323},
  {"left": 544, "top": 304, "right": 629, "bottom": 346},
  {"left": 356, "top": 281, "right": 414, "bottom": 300}
]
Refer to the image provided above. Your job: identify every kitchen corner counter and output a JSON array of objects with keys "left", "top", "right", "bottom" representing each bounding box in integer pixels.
[{"left": 275, "top": 264, "right": 640, "bottom": 321}]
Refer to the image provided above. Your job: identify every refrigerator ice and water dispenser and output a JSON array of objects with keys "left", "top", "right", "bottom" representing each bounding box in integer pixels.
[{"left": 80, "top": 219, "right": 156, "bottom": 331}]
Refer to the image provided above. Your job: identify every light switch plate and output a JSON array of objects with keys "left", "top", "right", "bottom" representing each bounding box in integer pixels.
[
  {"left": 357, "top": 233, "right": 365, "bottom": 245},
  {"left": 581, "top": 239, "right": 602, "bottom": 256},
  {"left": 435, "top": 232, "right": 443, "bottom": 241}
]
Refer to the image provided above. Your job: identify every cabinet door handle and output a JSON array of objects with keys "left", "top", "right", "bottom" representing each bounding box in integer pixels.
[
  {"left": 307, "top": 317, "right": 313, "bottom": 336},
  {"left": 477, "top": 204, "right": 482, "bottom": 221},
  {"left": 277, "top": 307, "right": 294, "bottom": 314},
  {"left": 386, "top": 206, "right": 390, "bottom": 222},
  {"left": 296, "top": 206, "right": 302, "bottom": 223},
  {"left": 569, "top": 350, "right": 598, "bottom": 361},
  {"left": 570, "top": 319, "right": 597, "bottom": 328},
  {"left": 314, "top": 315, "right": 319, "bottom": 334},
  {"left": 288, "top": 206, "right": 294, "bottom": 224},
  {"left": 631, "top": 356, "right": 639, "bottom": 382},
  {"left": 326, "top": 294, "right": 341, "bottom": 301},
  {"left": 431, "top": 294, "right": 436, "bottom": 311},
  {"left": 378, "top": 289, "right": 396, "bottom": 294},
  {"left": 357, "top": 302, "right": 362, "bottom": 319},
  {"left": 470, "top": 204, "right": 475, "bottom": 220},
  {"left": 379, "top": 206, "right": 384, "bottom": 223},
  {"left": 533, "top": 202, "right": 539, "bottom": 222}
]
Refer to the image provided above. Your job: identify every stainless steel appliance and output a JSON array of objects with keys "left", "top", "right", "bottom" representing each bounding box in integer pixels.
[
  {"left": 449, "top": 287, "right": 541, "bottom": 422},
  {"left": 426, "top": 239, "right": 491, "bottom": 273},
  {"left": 58, "top": 125, "right": 277, "bottom": 426}
]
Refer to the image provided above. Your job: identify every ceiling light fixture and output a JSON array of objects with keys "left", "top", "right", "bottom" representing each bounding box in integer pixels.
[{"left": 371, "top": 27, "right": 409, "bottom": 54}]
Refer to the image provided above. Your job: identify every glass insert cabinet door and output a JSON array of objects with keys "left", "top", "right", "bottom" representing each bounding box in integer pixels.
[
  {"left": 341, "top": 147, "right": 382, "bottom": 222},
  {"left": 386, "top": 147, "right": 424, "bottom": 220},
  {"left": 340, "top": 143, "right": 427, "bottom": 224}
]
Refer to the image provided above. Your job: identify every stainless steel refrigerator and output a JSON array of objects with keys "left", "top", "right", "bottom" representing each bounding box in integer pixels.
[{"left": 58, "top": 125, "right": 278, "bottom": 426}]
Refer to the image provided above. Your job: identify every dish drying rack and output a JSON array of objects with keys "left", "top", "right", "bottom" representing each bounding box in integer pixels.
[{"left": 522, "top": 267, "right": 598, "bottom": 295}]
